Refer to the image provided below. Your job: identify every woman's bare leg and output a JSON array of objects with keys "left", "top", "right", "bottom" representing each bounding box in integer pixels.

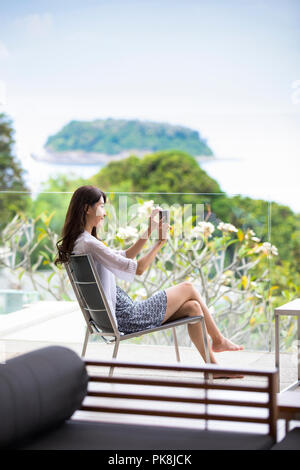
[
  {"left": 163, "top": 282, "right": 243, "bottom": 352},
  {"left": 163, "top": 298, "right": 217, "bottom": 363},
  {"left": 163, "top": 297, "right": 244, "bottom": 378}
]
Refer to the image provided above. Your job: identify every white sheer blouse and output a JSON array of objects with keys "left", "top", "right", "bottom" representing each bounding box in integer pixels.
[{"left": 73, "top": 230, "right": 138, "bottom": 327}]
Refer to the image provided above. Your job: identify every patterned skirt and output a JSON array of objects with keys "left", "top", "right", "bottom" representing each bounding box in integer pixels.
[{"left": 115, "top": 285, "right": 167, "bottom": 334}]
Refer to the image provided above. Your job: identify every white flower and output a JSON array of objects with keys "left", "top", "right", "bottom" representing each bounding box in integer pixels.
[
  {"left": 137, "top": 200, "right": 155, "bottom": 217},
  {"left": 190, "top": 226, "right": 203, "bottom": 237},
  {"left": 135, "top": 288, "right": 147, "bottom": 299},
  {"left": 246, "top": 229, "right": 256, "bottom": 238},
  {"left": 245, "top": 229, "right": 261, "bottom": 241},
  {"left": 116, "top": 226, "right": 138, "bottom": 239},
  {"left": 191, "top": 221, "right": 215, "bottom": 238},
  {"left": 217, "top": 222, "right": 238, "bottom": 233},
  {"left": 255, "top": 242, "right": 278, "bottom": 256}
]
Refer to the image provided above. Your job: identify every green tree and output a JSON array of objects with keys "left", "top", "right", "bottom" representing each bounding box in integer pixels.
[
  {"left": 90, "top": 150, "right": 223, "bottom": 207},
  {"left": 0, "top": 112, "right": 29, "bottom": 227},
  {"left": 32, "top": 173, "right": 86, "bottom": 235},
  {"left": 226, "top": 195, "right": 300, "bottom": 265},
  {"left": 45, "top": 119, "right": 213, "bottom": 156}
]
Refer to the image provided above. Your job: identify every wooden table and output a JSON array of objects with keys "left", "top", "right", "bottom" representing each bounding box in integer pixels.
[
  {"left": 277, "top": 391, "right": 300, "bottom": 433},
  {"left": 275, "top": 298, "right": 300, "bottom": 392}
]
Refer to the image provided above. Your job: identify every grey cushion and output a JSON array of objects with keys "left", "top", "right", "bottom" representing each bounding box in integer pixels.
[
  {"left": 271, "top": 427, "right": 300, "bottom": 450},
  {"left": 17, "top": 419, "right": 274, "bottom": 450},
  {"left": 0, "top": 346, "right": 88, "bottom": 449}
]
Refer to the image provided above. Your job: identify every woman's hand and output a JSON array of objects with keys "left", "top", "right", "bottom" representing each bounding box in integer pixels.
[
  {"left": 148, "top": 208, "right": 160, "bottom": 235},
  {"left": 148, "top": 208, "right": 171, "bottom": 243},
  {"left": 158, "top": 219, "right": 171, "bottom": 244}
]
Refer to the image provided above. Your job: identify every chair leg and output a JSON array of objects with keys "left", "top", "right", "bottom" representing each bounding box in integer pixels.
[
  {"left": 81, "top": 326, "right": 90, "bottom": 357},
  {"left": 109, "top": 339, "right": 120, "bottom": 377},
  {"left": 200, "top": 317, "right": 210, "bottom": 363},
  {"left": 172, "top": 328, "right": 181, "bottom": 362},
  {"left": 199, "top": 316, "right": 212, "bottom": 381}
]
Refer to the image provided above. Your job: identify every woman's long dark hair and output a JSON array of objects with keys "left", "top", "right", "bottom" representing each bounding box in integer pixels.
[{"left": 55, "top": 185, "right": 106, "bottom": 266}]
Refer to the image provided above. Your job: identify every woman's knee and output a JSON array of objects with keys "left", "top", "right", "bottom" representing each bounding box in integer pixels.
[
  {"left": 186, "top": 300, "right": 202, "bottom": 317},
  {"left": 180, "top": 281, "right": 199, "bottom": 300},
  {"left": 179, "top": 281, "right": 193, "bottom": 294},
  {"left": 180, "top": 281, "right": 193, "bottom": 289}
]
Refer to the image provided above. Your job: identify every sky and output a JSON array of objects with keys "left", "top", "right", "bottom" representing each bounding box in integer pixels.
[{"left": 0, "top": 0, "right": 300, "bottom": 211}]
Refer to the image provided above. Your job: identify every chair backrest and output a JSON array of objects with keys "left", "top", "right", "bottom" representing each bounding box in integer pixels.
[{"left": 66, "top": 254, "right": 118, "bottom": 335}]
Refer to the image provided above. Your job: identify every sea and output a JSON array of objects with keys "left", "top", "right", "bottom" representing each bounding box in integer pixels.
[{"left": 21, "top": 153, "right": 300, "bottom": 214}]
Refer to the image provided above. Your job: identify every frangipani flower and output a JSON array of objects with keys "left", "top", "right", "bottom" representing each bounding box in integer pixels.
[
  {"left": 191, "top": 221, "right": 215, "bottom": 238},
  {"left": 254, "top": 242, "right": 278, "bottom": 256},
  {"left": 244, "top": 229, "right": 260, "bottom": 242},
  {"left": 116, "top": 226, "right": 138, "bottom": 239},
  {"left": 137, "top": 200, "right": 155, "bottom": 217},
  {"left": 245, "top": 229, "right": 256, "bottom": 239},
  {"left": 217, "top": 222, "right": 238, "bottom": 233}
]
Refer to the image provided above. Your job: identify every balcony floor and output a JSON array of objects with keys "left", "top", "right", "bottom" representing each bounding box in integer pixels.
[{"left": 0, "top": 301, "right": 298, "bottom": 391}]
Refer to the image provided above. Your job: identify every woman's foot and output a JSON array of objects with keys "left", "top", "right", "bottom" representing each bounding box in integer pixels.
[{"left": 212, "top": 336, "right": 244, "bottom": 353}]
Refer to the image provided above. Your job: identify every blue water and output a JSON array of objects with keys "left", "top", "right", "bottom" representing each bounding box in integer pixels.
[{"left": 22, "top": 155, "right": 300, "bottom": 213}]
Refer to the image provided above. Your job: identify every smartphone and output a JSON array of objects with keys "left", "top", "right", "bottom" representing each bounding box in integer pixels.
[{"left": 159, "top": 210, "right": 169, "bottom": 239}]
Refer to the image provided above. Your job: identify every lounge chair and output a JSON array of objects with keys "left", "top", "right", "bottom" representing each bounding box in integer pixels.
[{"left": 66, "top": 254, "right": 210, "bottom": 375}]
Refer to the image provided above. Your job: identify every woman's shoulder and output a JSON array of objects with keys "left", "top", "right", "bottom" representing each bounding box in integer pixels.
[
  {"left": 74, "top": 231, "right": 114, "bottom": 255},
  {"left": 73, "top": 231, "right": 95, "bottom": 251},
  {"left": 81, "top": 232, "right": 107, "bottom": 249},
  {"left": 73, "top": 232, "right": 85, "bottom": 253}
]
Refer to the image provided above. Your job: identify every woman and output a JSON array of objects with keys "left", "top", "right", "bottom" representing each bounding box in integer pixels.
[{"left": 55, "top": 185, "right": 244, "bottom": 378}]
